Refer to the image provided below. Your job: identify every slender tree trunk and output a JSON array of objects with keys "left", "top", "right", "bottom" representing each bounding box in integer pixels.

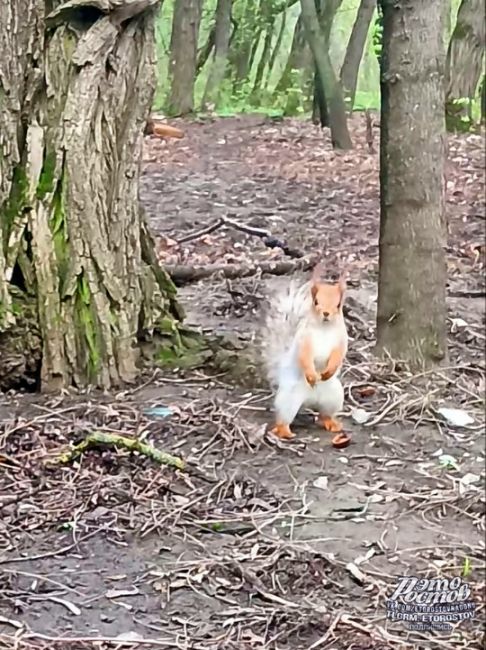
[
  {"left": 376, "top": 0, "right": 448, "bottom": 368},
  {"left": 0, "top": 0, "right": 184, "bottom": 392},
  {"left": 274, "top": 13, "right": 312, "bottom": 93},
  {"left": 340, "top": 0, "right": 376, "bottom": 111},
  {"left": 301, "top": 0, "right": 352, "bottom": 149},
  {"left": 197, "top": 25, "right": 216, "bottom": 73},
  {"left": 230, "top": 0, "right": 259, "bottom": 89},
  {"left": 167, "top": 0, "right": 203, "bottom": 115},
  {"left": 264, "top": 10, "right": 287, "bottom": 87},
  {"left": 251, "top": 26, "right": 275, "bottom": 98},
  {"left": 445, "top": 0, "right": 485, "bottom": 130},
  {"left": 202, "top": 0, "right": 232, "bottom": 109}
]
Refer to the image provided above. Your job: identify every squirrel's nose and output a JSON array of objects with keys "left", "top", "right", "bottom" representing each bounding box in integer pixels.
[{"left": 322, "top": 311, "right": 329, "bottom": 318}]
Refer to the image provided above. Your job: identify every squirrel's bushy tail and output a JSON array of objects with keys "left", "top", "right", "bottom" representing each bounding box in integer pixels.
[{"left": 260, "top": 278, "right": 312, "bottom": 388}]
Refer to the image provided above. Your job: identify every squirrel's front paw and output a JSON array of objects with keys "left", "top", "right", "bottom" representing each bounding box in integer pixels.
[
  {"left": 321, "top": 366, "right": 337, "bottom": 381},
  {"left": 305, "top": 370, "right": 320, "bottom": 386}
]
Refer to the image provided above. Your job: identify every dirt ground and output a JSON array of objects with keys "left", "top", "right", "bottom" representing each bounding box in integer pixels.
[{"left": 0, "top": 115, "right": 485, "bottom": 650}]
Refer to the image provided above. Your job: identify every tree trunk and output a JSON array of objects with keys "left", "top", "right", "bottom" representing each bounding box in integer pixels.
[
  {"left": 0, "top": 0, "right": 184, "bottom": 392},
  {"left": 166, "top": 0, "right": 203, "bottom": 115},
  {"left": 264, "top": 10, "right": 287, "bottom": 87},
  {"left": 481, "top": 76, "right": 486, "bottom": 123},
  {"left": 201, "top": 0, "right": 232, "bottom": 109},
  {"left": 274, "top": 13, "right": 312, "bottom": 93},
  {"left": 376, "top": 0, "right": 448, "bottom": 368},
  {"left": 300, "top": 0, "right": 352, "bottom": 149},
  {"left": 445, "top": 0, "right": 485, "bottom": 130},
  {"left": 340, "top": 0, "right": 376, "bottom": 111},
  {"left": 251, "top": 25, "right": 275, "bottom": 98},
  {"left": 230, "top": 0, "right": 259, "bottom": 90}
]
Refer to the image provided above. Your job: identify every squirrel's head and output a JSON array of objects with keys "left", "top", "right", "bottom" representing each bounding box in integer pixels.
[{"left": 310, "top": 264, "right": 346, "bottom": 324}]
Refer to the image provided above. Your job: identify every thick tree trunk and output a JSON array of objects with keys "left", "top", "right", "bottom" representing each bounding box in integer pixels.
[
  {"left": 0, "top": 0, "right": 184, "bottom": 391},
  {"left": 376, "top": 0, "right": 448, "bottom": 368},
  {"left": 167, "top": 0, "right": 203, "bottom": 115},
  {"left": 201, "top": 0, "right": 232, "bottom": 109},
  {"left": 340, "top": 0, "right": 376, "bottom": 111},
  {"left": 300, "top": 0, "right": 352, "bottom": 149}
]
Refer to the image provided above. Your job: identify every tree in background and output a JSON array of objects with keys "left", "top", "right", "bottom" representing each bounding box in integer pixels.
[
  {"left": 300, "top": 0, "right": 352, "bottom": 148},
  {"left": 0, "top": 0, "right": 185, "bottom": 392},
  {"left": 274, "top": 14, "right": 313, "bottom": 115},
  {"left": 340, "top": 0, "right": 376, "bottom": 111},
  {"left": 376, "top": 0, "right": 448, "bottom": 368},
  {"left": 445, "top": 0, "right": 485, "bottom": 130},
  {"left": 167, "top": 0, "right": 203, "bottom": 115},
  {"left": 201, "top": 0, "right": 233, "bottom": 109}
]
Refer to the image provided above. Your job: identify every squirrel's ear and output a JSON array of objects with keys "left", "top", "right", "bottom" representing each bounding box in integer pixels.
[
  {"left": 337, "top": 271, "right": 347, "bottom": 306},
  {"left": 311, "top": 283, "right": 318, "bottom": 301}
]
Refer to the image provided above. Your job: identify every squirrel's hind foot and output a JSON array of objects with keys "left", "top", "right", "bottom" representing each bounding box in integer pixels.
[
  {"left": 319, "top": 415, "right": 342, "bottom": 433},
  {"left": 271, "top": 422, "right": 295, "bottom": 440}
]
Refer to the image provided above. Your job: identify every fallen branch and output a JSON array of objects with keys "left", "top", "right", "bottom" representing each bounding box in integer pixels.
[
  {"left": 176, "top": 214, "right": 304, "bottom": 258},
  {"left": 167, "top": 257, "right": 316, "bottom": 286},
  {"left": 55, "top": 431, "right": 185, "bottom": 470}
]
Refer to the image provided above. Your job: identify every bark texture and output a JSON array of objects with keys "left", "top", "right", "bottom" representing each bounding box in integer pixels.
[
  {"left": 446, "top": 0, "right": 485, "bottom": 100},
  {"left": 340, "top": 0, "right": 376, "bottom": 110},
  {"left": 201, "top": 0, "right": 232, "bottom": 108},
  {"left": 0, "top": 0, "right": 184, "bottom": 391},
  {"left": 167, "top": 0, "right": 203, "bottom": 115},
  {"left": 300, "top": 0, "right": 352, "bottom": 149},
  {"left": 376, "top": 0, "right": 448, "bottom": 368}
]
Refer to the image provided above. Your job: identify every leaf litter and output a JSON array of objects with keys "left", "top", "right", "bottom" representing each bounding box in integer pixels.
[{"left": 0, "top": 114, "right": 485, "bottom": 649}]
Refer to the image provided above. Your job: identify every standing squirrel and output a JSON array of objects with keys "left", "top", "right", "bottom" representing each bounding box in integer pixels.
[{"left": 261, "top": 266, "right": 348, "bottom": 440}]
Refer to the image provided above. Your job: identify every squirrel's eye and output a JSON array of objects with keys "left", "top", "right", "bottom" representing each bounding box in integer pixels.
[{"left": 314, "top": 299, "right": 318, "bottom": 306}]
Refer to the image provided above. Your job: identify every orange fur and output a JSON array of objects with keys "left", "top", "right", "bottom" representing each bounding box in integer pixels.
[
  {"left": 319, "top": 414, "right": 343, "bottom": 433},
  {"left": 298, "top": 336, "right": 319, "bottom": 386},
  {"left": 321, "top": 343, "right": 346, "bottom": 381}
]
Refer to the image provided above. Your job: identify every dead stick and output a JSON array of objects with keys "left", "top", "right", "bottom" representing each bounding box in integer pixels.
[
  {"left": 167, "top": 257, "right": 316, "bottom": 286},
  {"left": 54, "top": 431, "right": 185, "bottom": 470},
  {"left": 177, "top": 217, "right": 225, "bottom": 244}
]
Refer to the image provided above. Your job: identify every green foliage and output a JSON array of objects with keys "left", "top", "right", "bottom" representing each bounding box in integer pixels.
[{"left": 154, "top": 0, "right": 477, "bottom": 120}]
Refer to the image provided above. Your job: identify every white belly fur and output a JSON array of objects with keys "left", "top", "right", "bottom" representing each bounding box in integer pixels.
[{"left": 273, "top": 320, "right": 348, "bottom": 424}]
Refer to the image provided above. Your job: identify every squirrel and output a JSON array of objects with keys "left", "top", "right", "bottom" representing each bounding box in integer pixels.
[{"left": 261, "top": 265, "right": 348, "bottom": 440}]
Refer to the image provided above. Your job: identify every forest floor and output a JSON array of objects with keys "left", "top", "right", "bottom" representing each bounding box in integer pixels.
[{"left": 0, "top": 115, "right": 485, "bottom": 650}]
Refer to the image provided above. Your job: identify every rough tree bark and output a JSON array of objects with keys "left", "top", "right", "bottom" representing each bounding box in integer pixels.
[
  {"left": 166, "top": 0, "right": 203, "bottom": 115},
  {"left": 340, "top": 0, "right": 376, "bottom": 111},
  {"left": 445, "top": 0, "right": 485, "bottom": 130},
  {"left": 300, "top": 0, "right": 352, "bottom": 148},
  {"left": 201, "top": 0, "right": 232, "bottom": 109},
  {"left": 376, "top": 0, "right": 448, "bottom": 368},
  {"left": 0, "top": 0, "right": 184, "bottom": 391}
]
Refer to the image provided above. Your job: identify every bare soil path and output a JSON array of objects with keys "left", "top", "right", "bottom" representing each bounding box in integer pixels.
[{"left": 1, "top": 115, "right": 484, "bottom": 650}]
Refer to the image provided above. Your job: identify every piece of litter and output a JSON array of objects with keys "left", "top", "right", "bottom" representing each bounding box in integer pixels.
[
  {"left": 312, "top": 476, "right": 329, "bottom": 490},
  {"left": 438, "top": 454, "right": 460, "bottom": 471},
  {"left": 144, "top": 406, "right": 174, "bottom": 419},
  {"left": 437, "top": 407, "right": 474, "bottom": 428},
  {"left": 351, "top": 408, "right": 370, "bottom": 424},
  {"left": 345, "top": 562, "right": 368, "bottom": 583},
  {"left": 105, "top": 587, "right": 139, "bottom": 599},
  {"left": 460, "top": 473, "right": 480, "bottom": 485}
]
